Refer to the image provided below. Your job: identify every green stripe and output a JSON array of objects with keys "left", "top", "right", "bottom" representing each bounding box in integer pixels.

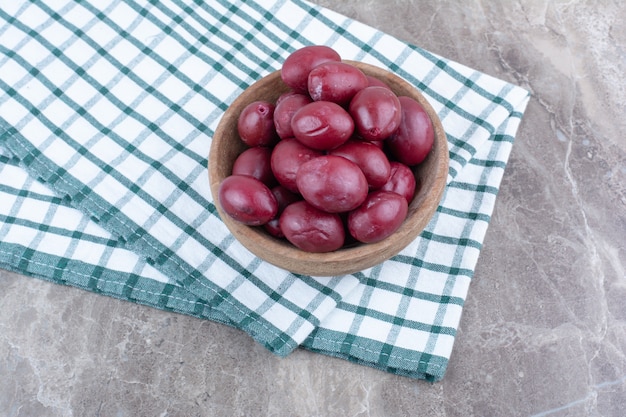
[
  {"left": 449, "top": 181, "right": 500, "bottom": 195},
  {"left": 491, "top": 132, "right": 516, "bottom": 143},
  {"left": 0, "top": 153, "right": 13, "bottom": 165},
  {"left": 468, "top": 158, "right": 508, "bottom": 168},
  {"left": 337, "top": 302, "right": 457, "bottom": 336},
  {"left": 436, "top": 205, "right": 492, "bottom": 223},
  {"left": 446, "top": 133, "right": 478, "bottom": 161},
  {"left": 303, "top": 327, "right": 448, "bottom": 381},
  {"left": 392, "top": 254, "right": 475, "bottom": 278},
  {"left": 353, "top": 276, "right": 465, "bottom": 306},
  {"left": 0, "top": 158, "right": 36, "bottom": 242},
  {"left": 0, "top": 212, "right": 120, "bottom": 248},
  {"left": 0, "top": 182, "right": 68, "bottom": 207},
  {"left": 339, "top": 281, "right": 376, "bottom": 356},
  {"left": 420, "top": 230, "right": 483, "bottom": 250}
]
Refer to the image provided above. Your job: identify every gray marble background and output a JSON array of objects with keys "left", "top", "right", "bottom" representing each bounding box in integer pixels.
[{"left": 1, "top": 1, "right": 625, "bottom": 416}]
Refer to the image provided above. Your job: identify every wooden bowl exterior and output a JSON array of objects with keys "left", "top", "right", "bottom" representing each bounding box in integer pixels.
[{"left": 209, "top": 61, "right": 448, "bottom": 276}]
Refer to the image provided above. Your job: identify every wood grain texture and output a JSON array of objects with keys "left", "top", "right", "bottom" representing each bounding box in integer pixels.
[{"left": 209, "top": 61, "right": 448, "bottom": 276}]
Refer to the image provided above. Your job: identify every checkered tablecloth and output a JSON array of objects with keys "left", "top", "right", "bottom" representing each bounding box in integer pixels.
[{"left": 0, "top": 0, "right": 529, "bottom": 381}]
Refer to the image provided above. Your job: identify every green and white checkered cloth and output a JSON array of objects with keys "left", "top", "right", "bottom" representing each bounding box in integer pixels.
[{"left": 0, "top": 0, "right": 529, "bottom": 381}]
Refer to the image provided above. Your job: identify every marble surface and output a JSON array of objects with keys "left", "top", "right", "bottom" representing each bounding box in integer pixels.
[{"left": 1, "top": 1, "right": 625, "bottom": 416}]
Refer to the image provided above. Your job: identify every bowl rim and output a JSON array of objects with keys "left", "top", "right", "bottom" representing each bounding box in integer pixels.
[{"left": 209, "top": 60, "right": 449, "bottom": 276}]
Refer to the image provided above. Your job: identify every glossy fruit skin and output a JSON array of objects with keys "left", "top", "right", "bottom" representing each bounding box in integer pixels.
[
  {"left": 290, "top": 101, "right": 354, "bottom": 150},
  {"left": 264, "top": 185, "right": 302, "bottom": 238},
  {"left": 347, "top": 190, "right": 408, "bottom": 243},
  {"left": 280, "top": 45, "right": 341, "bottom": 93},
  {"left": 365, "top": 75, "right": 392, "bottom": 90},
  {"left": 367, "top": 139, "right": 385, "bottom": 149},
  {"left": 307, "top": 61, "right": 368, "bottom": 104},
  {"left": 386, "top": 96, "right": 434, "bottom": 166},
  {"left": 380, "top": 161, "right": 417, "bottom": 203},
  {"left": 296, "top": 155, "right": 368, "bottom": 213},
  {"left": 231, "top": 146, "right": 275, "bottom": 186},
  {"left": 279, "top": 201, "right": 345, "bottom": 252},
  {"left": 270, "top": 138, "right": 323, "bottom": 193},
  {"left": 273, "top": 93, "right": 312, "bottom": 139},
  {"left": 263, "top": 217, "right": 283, "bottom": 238},
  {"left": 349, "top": 86, "right": 402, "bottom": 141},
  {"left": 271, "top": 185, "right": 302, "bottom": 210},
  {"left": 329, "top": 140, "right": 391, "bottom": 189},
  {"left": 237, "top": 101, "right": 278, "bottom": 147},
  {"left": 275, "top": 90, "right": 300, "bottom": 106},
  {"left": 218, "top": 175, "right": 278, "bottom": 226}
]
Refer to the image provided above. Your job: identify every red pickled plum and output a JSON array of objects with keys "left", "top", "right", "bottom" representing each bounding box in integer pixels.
[
  {"left": 237, "top": 100, "right": 278, "bottom": 147},
  {"left": 273, "top": 93, "right": 312, "bottom": 139},
  {"left": 380, "top": 161, "right": 417, "bottom": 203},
  {"left": 270, "top": 185, "right": 302, "bottom": 211},
  {"left": 280, "top": 45, "right": 341, "bottom": 93},
  {"left": 296, "top": 155, "right": 368, "bottom": 213},
  {"left": 291, "top": 101, "right": 354, "bottom": 150},
  {"left": 264, "top": 186, "right": 301, "bottom": 238},
  {"left": 307, "top": 61, "right": 368, "bottom": 104},
  {"left": 231, "top": 146, "right": 275, "bottom": 186},
  {"left": 349, "top": 86, "right": 402, "bottom": 141},
  {"left": 329, "top": 140, "right": 391, "bottom": 189},
  {"left": 276, "top": 90, "right": 300, "bottom": 106},
  {"left": 270, "top": 138, "right": 323, "bottom": 193},
  {"left": 348, "top": 190, "right": 408, "bottom": 243},
  {"left": 387, "top": 96, "right": 434, "bottom": 166},
  {"left": 218, "top": 175, "right": 278, "bottom": 226},
  {"left": 279, "top": 201, "right": 345, "bottom": 252}
]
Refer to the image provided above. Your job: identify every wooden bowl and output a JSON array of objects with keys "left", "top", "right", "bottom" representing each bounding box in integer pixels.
[{"left": 209, "top": 61, "right": 448, "bottom": 276}]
